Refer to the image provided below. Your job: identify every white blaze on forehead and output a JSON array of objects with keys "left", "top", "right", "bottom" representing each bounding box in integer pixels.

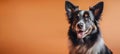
[
  {"left": 78, "top": 10, "right": 86, "bottom": 31},
  {"left": 79, "top": 10, "right": 85, "bottom": 16}
]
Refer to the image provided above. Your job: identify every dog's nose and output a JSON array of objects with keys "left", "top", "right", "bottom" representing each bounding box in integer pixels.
[{"left": 77, "top": 23, "right": 83, "bottom": 29}]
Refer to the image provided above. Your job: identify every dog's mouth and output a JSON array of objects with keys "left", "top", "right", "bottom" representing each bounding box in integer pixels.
[
  {"left": 76, "top": 27, "right": 92, "bottom": 39},
  {"left": 77, "top": 30, "right": 84, "bottom": 38}
]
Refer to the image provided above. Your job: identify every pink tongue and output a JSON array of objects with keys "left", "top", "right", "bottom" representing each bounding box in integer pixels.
[{"left": 77, "top": 32, "right": 83, "bottom": 38}]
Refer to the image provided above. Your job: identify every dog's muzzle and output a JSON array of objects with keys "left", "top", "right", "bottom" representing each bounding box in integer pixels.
[{"left": 76, "top": 23, "right": 93, "bottom": 39}]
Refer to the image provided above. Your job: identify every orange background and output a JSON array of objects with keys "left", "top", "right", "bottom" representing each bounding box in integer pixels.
[{"left": 0, "top": 0, "right": 120, "bottom": 54}]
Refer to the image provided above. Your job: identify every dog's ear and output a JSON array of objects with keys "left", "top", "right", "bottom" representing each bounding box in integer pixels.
[
  {"left": 89, "top": 1, "right": 104, "bottom": 21},
  {"left": 65, "top": 1, "right": 79, "bottom": 23}
]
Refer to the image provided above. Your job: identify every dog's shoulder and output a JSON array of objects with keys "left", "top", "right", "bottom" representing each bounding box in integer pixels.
[{"left": 100, "top": 45, "right": 113, "bottom": 54}]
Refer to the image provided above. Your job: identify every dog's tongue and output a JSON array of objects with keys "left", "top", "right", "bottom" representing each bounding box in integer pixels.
[{"left": 77, "top": 31, "right": 83, "bottom": 38}]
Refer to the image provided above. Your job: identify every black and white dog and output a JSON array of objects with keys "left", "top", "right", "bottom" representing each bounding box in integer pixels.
[{"left": 65, "top": 1, "right": 112, "bottom": 54}]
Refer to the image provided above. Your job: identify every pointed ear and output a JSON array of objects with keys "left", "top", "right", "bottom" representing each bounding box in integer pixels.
[
  {"left": 65, "top": 1, "right": 79, "bottom": 19},
  {"left": 89, "top": 1, "right": 104, "bottom": 21}
]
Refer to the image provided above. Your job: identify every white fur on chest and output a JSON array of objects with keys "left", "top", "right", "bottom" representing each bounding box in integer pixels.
[{"left": 87, "top": 36, "right": 105, "bottom": 54}]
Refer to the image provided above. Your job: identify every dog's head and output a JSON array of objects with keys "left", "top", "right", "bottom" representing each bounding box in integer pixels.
[{"left": 65, "top": 1, "right": 104, "bottom": 39}]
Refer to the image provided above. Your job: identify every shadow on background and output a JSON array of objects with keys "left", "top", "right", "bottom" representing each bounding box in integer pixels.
[{"left": 0, "top": 0, "right": 120, "bottom": 54}]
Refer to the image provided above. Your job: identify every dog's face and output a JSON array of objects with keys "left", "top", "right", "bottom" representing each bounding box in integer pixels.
[{"left": 65, "top": 1, "right": 103, "bottom": 39}]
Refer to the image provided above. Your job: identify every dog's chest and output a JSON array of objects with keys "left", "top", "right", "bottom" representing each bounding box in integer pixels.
[
  {"left": 70, "top": 38, "right": 105, "bottom": 54},
  {"left": 75, "top": 45, "right": 97, "bottom": 54}
]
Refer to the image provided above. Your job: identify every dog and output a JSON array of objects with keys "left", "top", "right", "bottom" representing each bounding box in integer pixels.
[{"left": 65, "top": 1, "right": 112, "bottom": 54}]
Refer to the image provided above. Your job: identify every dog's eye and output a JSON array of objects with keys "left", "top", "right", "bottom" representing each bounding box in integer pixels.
[{"left": 83, "top": 13, "right": 90, "bottom": 21}]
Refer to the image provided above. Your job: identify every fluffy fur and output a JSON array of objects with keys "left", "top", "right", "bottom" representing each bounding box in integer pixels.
[{"left": 65, "top": 1, "right": 112, "bottom": 54}]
